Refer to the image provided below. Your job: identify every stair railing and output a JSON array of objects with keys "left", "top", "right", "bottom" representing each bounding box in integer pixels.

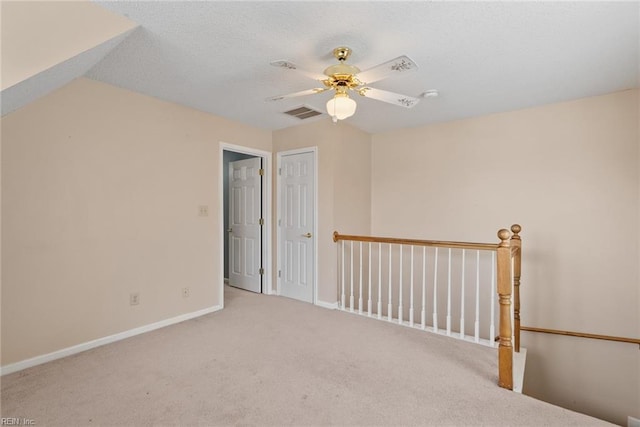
[{"left": 333, "top": 224, "right": 522, "bottom": 390}]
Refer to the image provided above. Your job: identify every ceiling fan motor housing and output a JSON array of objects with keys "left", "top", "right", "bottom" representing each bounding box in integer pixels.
[{"left": 321, "top": 46, "right": 362, "bottom": 94}]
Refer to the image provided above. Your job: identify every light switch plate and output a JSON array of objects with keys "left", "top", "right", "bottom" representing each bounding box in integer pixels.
[{"left": 130, "top": 292, "right": 140, "bottom": 306}]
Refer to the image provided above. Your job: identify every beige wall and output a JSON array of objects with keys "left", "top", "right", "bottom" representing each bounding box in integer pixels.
[
  {"left": 272, "top": 119, "right": 371, "bottom": 304},
  {"left": 333, "top": 123, "right": 372, "bottom": 235},
  {"left": 1, "top": 1, "right": 136, "bottom": 90},
  {"left": 371, "top": 89, "right": 639, "bottom": 425},
  {"left": 1, "top": 78, "right": 271, "bottom": 365}
]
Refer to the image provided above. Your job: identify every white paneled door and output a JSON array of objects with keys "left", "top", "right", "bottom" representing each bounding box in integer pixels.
[
  {"left": 279, "top": 150, "right": 315, "bottom": 303},
  {"left": 229, "top": 157, "right": 262, "bottom": 293}
]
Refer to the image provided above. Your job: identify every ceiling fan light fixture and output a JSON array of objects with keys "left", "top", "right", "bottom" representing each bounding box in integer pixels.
[
  {"left": 326, "top": 93, "right": 357, "bottom": 122},
  {"left": 269, "top": 46, "right": 419, "bottom": 121}
]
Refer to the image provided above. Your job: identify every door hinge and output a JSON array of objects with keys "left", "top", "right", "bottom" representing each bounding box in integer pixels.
[
  {"left": 278, "top": 219, "right": 282, "bottom": 227},
  {"left": 259, "top": 218, "right": 264, "bottom": 226},
  {"left": 278, "top": 270, "right": 282, "bottom": 278},
  {"left": 259, "top": 268, "right": 265, "bottom": 275},
  {"left": 259, "top": 168, "right": 264, "bottom": 176},
  {"left": 278, "top": 167, "right": 282, "bottom": 176}
]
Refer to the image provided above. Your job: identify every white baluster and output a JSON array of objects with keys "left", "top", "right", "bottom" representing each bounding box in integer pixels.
[
  {"left": 398, "top": 245, "right": 403, "bottom": 325},
  {"left": 350, "top": 242, "right": 354, "bottom": 312},
  {"left": 433, "top": 247, "right": 439, "bottom": 332},
  {"left": 358, "top": 242, "right": 363, "bottom": 315},
  {"left": 475, "top": 250, "right": 480, "bottom": 343},
  {"left": 421, "top": 246, "right": 426, "bottom": 330},
  {"left": 490, "top": 250, "right": 496, "bottom": 347},
  {"left": 368, "top": 242, "right": 372, "bottom": 317},
  {"left": 446, "top": 248, "right": 452, "bottom": 336},
  {"left": 409, "top": 246, "right": 414, "bottom": 327},
  {"left": 341, "top": 240, "right": 345, "bottom": 310},
  {"left": 377, "top": 242, "right": 382, "bottom": 319},
  {"left": 388, "top": 244, "right": 393, "bottom": 322},
  {"left": 460, "top": 249, "right": 466, "bottom": 339}
]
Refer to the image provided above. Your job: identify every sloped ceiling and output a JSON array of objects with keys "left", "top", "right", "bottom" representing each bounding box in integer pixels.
[
  {"left": 1, "top": 30, "right": 135, "bottom": 116},
  {"left": 2, "top": 1, "right": 639, "bottom": 133},
  {"left": 0, "top": 0, "right": 137, "bottom": 116}
]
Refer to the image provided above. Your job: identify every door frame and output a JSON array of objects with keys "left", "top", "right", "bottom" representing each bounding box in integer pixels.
[
  {"left": 276, "top": 147, "right": 318, "bottom": 304},
  {"left": 219, "top": 142, "right": 272, "bottom": 307}
]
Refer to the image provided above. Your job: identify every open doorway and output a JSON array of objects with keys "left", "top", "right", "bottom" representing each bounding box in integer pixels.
[{"left": 219, "top": 143, "right": 272, "bottom": 307}]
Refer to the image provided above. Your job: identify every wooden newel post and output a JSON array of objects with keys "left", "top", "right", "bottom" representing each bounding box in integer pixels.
[
  {"left": 497, "top": 228, "right": 513, "bottom": 390},
  {"left": 510, "top": 224, "right": 522, "bottom": 353}
]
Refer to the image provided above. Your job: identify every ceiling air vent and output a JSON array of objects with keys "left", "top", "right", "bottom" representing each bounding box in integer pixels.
[{"left": 283, "top": 106, "right": 323, "bottom": 120}]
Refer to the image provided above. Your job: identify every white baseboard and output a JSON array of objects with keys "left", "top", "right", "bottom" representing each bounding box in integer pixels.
[
  {"left": 315, "top": 300, "right": 339, "bottom": 310},
  {"left": 0, "top": 305, "right": 222, "bottom": 376},
  {"left": 513, "top": 347, "right": 527, "bottom": 393}
]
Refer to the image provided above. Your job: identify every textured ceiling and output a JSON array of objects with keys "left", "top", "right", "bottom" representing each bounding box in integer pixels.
[{"left": 86, "top": 1, "right": 639, "bottom": 134}]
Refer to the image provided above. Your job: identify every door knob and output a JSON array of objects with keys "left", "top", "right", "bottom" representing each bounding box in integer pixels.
[
  {"left": 227, "top": 228, "right": 233, "bottom": 233},
  {"left": 303, "top": 232, "right": 312, "bottom": 238}
]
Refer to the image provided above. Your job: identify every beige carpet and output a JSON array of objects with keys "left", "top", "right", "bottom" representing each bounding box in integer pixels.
[{"left": 1, "top": 286, "right": 610, "bottom": 426}]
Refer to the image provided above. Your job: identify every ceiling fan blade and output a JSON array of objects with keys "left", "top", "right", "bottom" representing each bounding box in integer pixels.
[
  {"left": 270, "top": 60, "right": 325, "bottom": 81},
  {"left": 265, "top": 87, "right": 328, "bottom": 102},
  {"left": 358, "top": 87, "right": 420, "bottom": 108},
  {"left": 356, "top": 55, "right": 418, "bottom": 85}
]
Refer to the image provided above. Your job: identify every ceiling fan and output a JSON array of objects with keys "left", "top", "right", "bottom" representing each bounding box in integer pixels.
[{"left": 267, "top": 47, "right": 420, "bottom": 122}]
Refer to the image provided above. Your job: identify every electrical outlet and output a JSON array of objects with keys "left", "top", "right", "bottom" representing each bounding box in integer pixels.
[
  {"left": 198, "top": 205, "right": 209, "bottom": 217},
  {"left": 182, "top": 287, "right": 190, "bottom": 298},
  {"left": 130, "top": 292, "right": 140, "bottom": 306}
]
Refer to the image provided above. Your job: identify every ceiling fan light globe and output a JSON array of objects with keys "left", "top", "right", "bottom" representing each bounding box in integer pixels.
[{"left": 326, "top": 94, "right": 357, "bottom": 121}]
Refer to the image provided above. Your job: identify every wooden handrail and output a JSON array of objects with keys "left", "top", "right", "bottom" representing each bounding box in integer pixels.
[
  {"left": 333, "top": 231, "right": 500, "bottom": 251},
  {"left": 521, "top": 326, "right": 640, "bottom": 345}
]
